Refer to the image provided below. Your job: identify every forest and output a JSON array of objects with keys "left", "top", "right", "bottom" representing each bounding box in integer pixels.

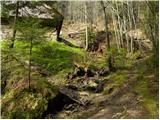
[{"left": 1, "top": 0, "right": 159, "bottom": 119}]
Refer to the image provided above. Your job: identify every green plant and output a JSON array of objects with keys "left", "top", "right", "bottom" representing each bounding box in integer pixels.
[{"left": 107, "top": 45, "right": 127, "bottom": 68}]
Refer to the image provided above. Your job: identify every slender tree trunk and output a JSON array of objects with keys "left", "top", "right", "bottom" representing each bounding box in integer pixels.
[
  {"left": 28, "top": 38, "right": 33, "bottom": 91},
  {"left": 124, "top": 19, "right": 129, "bottom": 52},
  {"left": 85, "top": 2, "right": 88, "bottom": 51},
  {"left": 100, "top": 1, "right": 112, "bottom": 71},
  {"left": 85, "top": 26, "right": 89, "bottom": 51},
  {"left": 121, "top": 3, "right": 129, "bottom": 52},
  {"left": 112, "top": 13, "right": 119, "bottom": 52},
  {"left": 130, "top": 3, "right": 133, "bottom": 53},
  {"left": 10, "top": 1, "right": 19, "bottom": 48},
  {"left": 127, "top": 2, "right": 133, "bottom": 53},
  {"left": 115, "top": 2, "right": 123, "bottom": 48},
  {"left": 44, "top": 4, "right": 64, "bottom": 41},
  {"left": 137, "top": 4, "right": 141, "bottom": 50},
  {"left": 56, "top": 16, "right": 63, "bottom": 41},
  {"left": 131, "top": 2, "right": 139, "bottom": 51}
]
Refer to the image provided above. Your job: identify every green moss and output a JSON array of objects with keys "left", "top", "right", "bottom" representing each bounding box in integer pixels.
[
  {"left": 1, "top": 77, "right": 58, "bottom": 119},
  {"left": 110, "top": 70, "right": 128, "bottom": 86},
  {"left": 2, "top": 90, "right": 49, "bottom": 118},
  {"left": 31, "top": 41, "right": 85, "bottom": 76},
  {"left": 102, "top": 70, "right": 128, "bottom": 95},
  {"left": 1, "top": 40, "right": 85, "bottom": 118},
  {"left": 130, "top": 53, "right": 159, "bottom": 118},
  {"left": 92, "top": 56, "right": 107, "bottom": 69},
  {"left": 1, "top": 50, "right": 58, "bottom": 118},
  {"left": 133, "top": 76, "right": 158, "bottom": 118},
  {"left": 2, "top": 40, "right": 85, "bottom": 77}
]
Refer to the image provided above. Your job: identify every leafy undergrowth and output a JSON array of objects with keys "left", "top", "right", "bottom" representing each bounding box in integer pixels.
[{"left": 1, "top": 40, "right": 85, "bottom": 118}]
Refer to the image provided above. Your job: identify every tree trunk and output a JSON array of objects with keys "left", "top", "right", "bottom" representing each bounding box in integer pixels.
[
  {"left": 100, "top": 1, "right": 112, "bottom": 71},
  {"left": 56, "top": 17, "right": 64, "bottom": 41},
  {"left": 85, "top": 2, "right": 89, "bottom": 51},
  {"left": 10, "top": 1, "right": 19, "bottom": 48},
  {"left": 116, "top": 2, "right": 123, "bottom": 48},
  {"left": 121, "top": 2, "right": 129, "bottom": 52},
  {"left": 85, "top": 26, "right": 89, "bottom": 51},
  {"left": 137, "top": 4, "right": 141, "bottom": 50},
  {"left": 127, "top": 2, "right": 133, "bottom": 53},
  {"left": 43, "top": 4, "right": 64, "bottom": 41},
  {"left": 112, "top": 13, "right": 119, "bottom": 52}
]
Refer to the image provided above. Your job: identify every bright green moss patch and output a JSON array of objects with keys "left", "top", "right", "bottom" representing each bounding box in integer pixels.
[
  {"left": 1, "top": 40, "right": 85, "bottom": 77},
  {"left": 31, "top": 41, "right": 85, "bottom": 77}
]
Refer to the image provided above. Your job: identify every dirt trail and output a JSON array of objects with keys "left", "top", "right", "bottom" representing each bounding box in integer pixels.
[{"left": 88, "top": 70, "right": 150, "bottom": 119}]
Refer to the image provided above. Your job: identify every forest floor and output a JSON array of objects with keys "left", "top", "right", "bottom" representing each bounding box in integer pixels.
[
  {"left": 50, "top": 53, "right": 158, "bottom": 119},
  {"left": 1, "top": 34, "right": 159, "bottom": 119}
]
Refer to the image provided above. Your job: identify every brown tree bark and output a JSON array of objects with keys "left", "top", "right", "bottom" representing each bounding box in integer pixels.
[{"left": 56, "top": 17, "right": 64, "bottom": 41}]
